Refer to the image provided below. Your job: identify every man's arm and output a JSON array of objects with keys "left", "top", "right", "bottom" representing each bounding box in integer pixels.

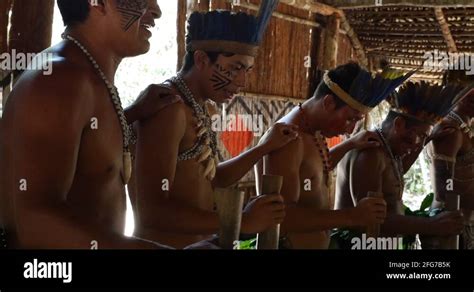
[
  {"left": 135, "top": 103, "right": 284, "bottom": 235},
  {"left": 430, "top": 130, "right": 463, "bottom": 202},
  {"left": 213, "top": 123, "right": 298, "bottom": 188},
  {"left": 329, "top": 131, "right": 381, "bottom": 169},
  {"left": 2, "top": 69, "right": 162, "bottom": 249},
  {"left": 124, "top": 84, "right": 181, "bottom": 124},
  {"left": 134, "top": 102, "right": 221, "bottom": 235}
]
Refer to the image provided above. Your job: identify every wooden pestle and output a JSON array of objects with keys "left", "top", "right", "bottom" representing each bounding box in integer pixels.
[{"left": 257, "top": 175, "right": 284, "bottom": 250}]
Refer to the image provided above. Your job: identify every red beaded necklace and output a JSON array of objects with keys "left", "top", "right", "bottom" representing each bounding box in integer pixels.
[{"left": 298, "top": 104, "right": 331, "bottom": 179}]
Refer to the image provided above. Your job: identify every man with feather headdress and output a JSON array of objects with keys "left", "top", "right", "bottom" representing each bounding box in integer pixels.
[
  {"left": 335, "top": 80, "right": 472, "bottom": 248},
  {"left": 256, "top": 62, "right": 412, "bottom": 249},
  {"left": 428, "top": 69, "right": 474, "bottom": 249},
  {"left": 130, "top": 1, "right": 301, "bottom": 249}
]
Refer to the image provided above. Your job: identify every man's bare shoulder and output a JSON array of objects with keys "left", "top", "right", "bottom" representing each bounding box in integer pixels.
[
  {"left": 352, "top": 147, "right": 386, "bottom": 169},
  {"left": 5, "top": 58, "right": 96, "bottom": 121},
  {"left": 139, "top": 98, "right": 187, "bottom": 127},
  {"left": 432, "top": 126, "right": 463, "bottom": 148}
]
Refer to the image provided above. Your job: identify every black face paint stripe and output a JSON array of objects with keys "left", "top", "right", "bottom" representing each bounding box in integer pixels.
[
  {"left": 115, "top": 0, "right": 148, "bottom": 31},
  {"left": 211, "top": 64, "right": 233, "bottom": 91}
]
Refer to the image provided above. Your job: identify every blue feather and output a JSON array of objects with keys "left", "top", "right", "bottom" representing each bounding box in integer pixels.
[{"left": 254, "top": 0, "right": 280, "bottom": 43}]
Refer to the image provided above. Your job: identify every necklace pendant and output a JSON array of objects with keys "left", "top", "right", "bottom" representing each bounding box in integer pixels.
[{"left": 122, "top": 151, "right": 132, "bottom": 185}]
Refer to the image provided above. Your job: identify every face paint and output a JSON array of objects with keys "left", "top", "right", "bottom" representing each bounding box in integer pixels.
[
  {"left": 115, "top": 0, "right": 148, "bottom": 31},
  {"left": 210, "top": 64, "right": 234, "bottom": 91}
]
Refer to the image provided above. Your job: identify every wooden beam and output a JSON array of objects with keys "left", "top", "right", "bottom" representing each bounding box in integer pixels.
[
  {"left": 434, "top": 7, "right": 458, "bottom": 53},
  {"left": 0, "top": 0, "right": 12, "bottom": 54},
  {"left": 9, "top": 0, "right": 54, "bottom": 55},
  {"left": 0, "top": 0, "right": 12, "bottom": 108},
  {"left": 323, "top": 0, "right": 474, "bottom": 9},
  {"left": 279, "top": 0, "right": 340, "bottom": 16},
  {"left": 239, "top": 1, "right": 369, "bottom": 69},
  {"left": 322, "top": 13, "right": 340, "bottom": 69},
  {"left": 233, "top": 2, "right": 320, "bottom": 28},
  {"left": 339, "top": 11, "right": 369, "bottom": 68},
  {"left": 177, "top": 0, "right": 187, "bottom": 71}
]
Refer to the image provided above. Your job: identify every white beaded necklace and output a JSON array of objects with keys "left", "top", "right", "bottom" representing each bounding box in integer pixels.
[
  {"left": 62, "top": 34, "right": 133, "bottom": 185},
  {"left": 448, "top": 112, "right": 474, "bottom": 139},
  {"left": 376, "top": 128, "right": 404, "bottom": 198}
]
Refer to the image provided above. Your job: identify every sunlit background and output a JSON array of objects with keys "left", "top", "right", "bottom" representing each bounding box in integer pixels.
[{"left": 52, "top": 1, "right": 178, "bottom": 236}]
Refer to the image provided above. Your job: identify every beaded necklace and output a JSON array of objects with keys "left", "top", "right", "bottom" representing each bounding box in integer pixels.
[
  {"left": 448, "top": 112, "right": 474, "bottom": 139},
  {"left": 169, "top": 75, "right": 219, "bottom": 180},
  {"left": 376, "top": 128, "right": 404, "bottom": 198},
  {"left": 62, "top": 34, "right": 132, "bottom": 185},
  {"left": 298, "top": 104, "right": 330, "bottom": 186}
]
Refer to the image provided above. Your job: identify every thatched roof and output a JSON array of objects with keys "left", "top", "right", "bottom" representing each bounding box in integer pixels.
[{"left": 282, "top": 0, "right": 474, "bottom": 83}]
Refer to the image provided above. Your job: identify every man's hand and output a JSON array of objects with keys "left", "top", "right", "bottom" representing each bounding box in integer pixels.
[
  {"left": 240, "top": 195, "right": 286, "bottom": 234},
  {"left": 353, "top": 197, "right": 387, "bottom": 226},
  {"left": 347, "top": 130, "right": 382, "bottom": 150},
  {"left": 428, "top": 211, "right": 464, "bottom": 236},
  {"left": 258, "top": 123, "right": 299, "bottom": 154},
  {"left": 125, "top": 84, "right": 182, "bottom": 124}
]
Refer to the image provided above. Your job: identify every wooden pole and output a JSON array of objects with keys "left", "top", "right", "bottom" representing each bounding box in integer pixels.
[
  {"left": 257, "top": 175, "right": 283, "bottom": 250},
  {"left": 434, "top": 7, "right": 458, "bottom": 53},
  {"left": 177, "top": 0, "right": 188, "bottom": 71},
  {"left": 279, "top": 0, "right": 340, "bottom": 16},
  {"left": 214, "top": 187, "right": 245, "bottom": 249},
  {"left": 9, "top": 0, "right": 54, "bottom": 55},
  {"left": 339, "top": 11, "right": 369, "bottom": 69},
  {"left": 366, "top": 191, "right": 383, "bottom": 238},
  {"left": 444, "top": 194, "right": 461, "bottom": 249},
  {"left": 232, "top": 2, "right": 320, "bottom": 28},
  {"left": 1, "top": 0, "right": 12, "bottom": 108},
  {"left": 322, "top": 13, "right": 340, "bottom": 70}
]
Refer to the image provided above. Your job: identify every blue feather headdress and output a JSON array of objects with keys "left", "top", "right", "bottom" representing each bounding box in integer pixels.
[
  {"left": 323, "top": 67, "right": 414, "bottom": 114},
  {"left": 186, "top": 1, "right": 280, "bottom": 57},
  {"left": 389, "top": 81, "right": 473, "bottom": 125}
]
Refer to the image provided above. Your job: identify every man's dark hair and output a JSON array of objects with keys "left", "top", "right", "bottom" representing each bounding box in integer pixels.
[
  {"left": 57, "top": 0, "right": 91, "bottom": 27},
  {"left": 312, "top": 62, "right": 362, "bottom": 109},
  {"left": 381, "top": 110, "right": 425, "bottom": 130},
  {"left": 180, "top": 51, "right": 234, "bottom": 73}
]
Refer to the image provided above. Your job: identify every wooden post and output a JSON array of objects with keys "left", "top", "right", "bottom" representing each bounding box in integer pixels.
[
  {"left": 257, "top": 175, "right": 283, "bottom": 250},
  {"left": 214, "top": 187, "right": 245, "bottom": 249},
  {"left": 9, "top": 0, "right": 54, "bottom": 55},
  {"left": 444, "top": 194, "right": 461, "bottom": 249},
  {"left": 366, "top": 191, "right": 383, "bottom": 238},
  {"left": 176, "top": 0, "right": 187, "bottom": 71},
  {"left": 434, "top": 7, "right": 458, "bottom": 53},
  {"left": 1, "top": 0, "right": 12, "bottom": 108},
  {"left": 322, "top": 13, "right": 340, "bottom": 70}
]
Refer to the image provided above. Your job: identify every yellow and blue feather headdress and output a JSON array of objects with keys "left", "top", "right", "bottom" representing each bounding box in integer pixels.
[{"left": 323, "top": 67, "right": 414, "bottom": 114}]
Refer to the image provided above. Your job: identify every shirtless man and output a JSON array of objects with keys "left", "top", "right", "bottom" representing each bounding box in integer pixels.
[
  {"left": 429, "top": 70, "right": 474, "bottom": 249},
  {"left": 258, "top": 62, "right": 414, "bottom": 249},
  {"left": 0, "top": 0, "right": 177, "bottom": 249},
  {"left": 131, "top": 7, "right": 293, "bottom": 249},
  {"left": 336, "top": 82, "right": 468, "bottom": 248}
]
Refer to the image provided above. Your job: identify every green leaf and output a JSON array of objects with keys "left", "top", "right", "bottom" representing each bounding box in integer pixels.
[{"left": 419, "top": 193, "right": 434, "bottom": 212}]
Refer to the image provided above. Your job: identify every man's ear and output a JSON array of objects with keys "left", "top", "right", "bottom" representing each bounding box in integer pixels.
[
  {"left": 194, "top": 51, "right": 210, "bottom": 71},
  {"left": 322, "top": 94, "right": 337, "bottom": 112},
  {"left": 89, "top": 0, "right": 106, "bottom": 15},
  {"left": 393, "top": 116, "right": 406, "bottom": 133}
]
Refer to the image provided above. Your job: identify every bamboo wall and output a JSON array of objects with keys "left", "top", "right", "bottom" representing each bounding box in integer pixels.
[{"left": 178, "top": 0, "right": 325, "bottom": 100}]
